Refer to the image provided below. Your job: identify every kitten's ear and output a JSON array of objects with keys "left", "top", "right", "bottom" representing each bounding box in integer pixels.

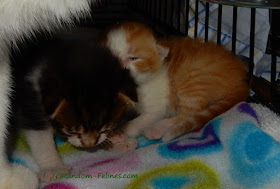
[
  {"left": 50, "top": 99, "right": 67, "bottom": 119},
  {"left": 118, "top": 92, "right": 136, "bottom": 108},
  {"left": 156, "top": 44, "right": 169, "bottom": 61}
]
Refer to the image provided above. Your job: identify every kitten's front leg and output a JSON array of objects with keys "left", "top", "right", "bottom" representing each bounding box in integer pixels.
[
  {"left": 108, "top": 133, "right": 138, "bottom": 152},
  {"left": 24, "top": 127, "right": 70, "bottom": 182},
  {"left": 124, "top": 113, "right": 162, "bottom": 137},
  {"left": 144, "top": 118, "right": 174, "bottom": 140},
  {"left": 0, "top": 59, "right": 38, "bottom": 189}
]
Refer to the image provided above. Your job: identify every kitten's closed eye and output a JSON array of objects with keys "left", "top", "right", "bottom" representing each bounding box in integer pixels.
[{"left": 129, "top": 57, "right": 139, "bottom": 61}]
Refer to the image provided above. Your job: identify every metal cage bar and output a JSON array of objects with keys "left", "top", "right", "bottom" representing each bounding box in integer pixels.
[
  {"left": 232, "top": 6, "right": 238, "bottom": 53},
  {"left": 217, "top": 4, "right": 223, "bottom": 45},
  {"left": 194, "top": 0, "right": 199, "bottom": 38},
  {"left": 269, "top": 9, "right": 279, "bottom": 102},
  {"left": 205, "top": 2, "right": 210, "bottom": 42},
  {"left": 271, "top": 54, "right": 277, "bottom": 94},
  {"left": 185, "top": 0, "right": 190, "bottom": 36},
  {"left": 249, "top": 8, "right": 256, "bottom": 78}
]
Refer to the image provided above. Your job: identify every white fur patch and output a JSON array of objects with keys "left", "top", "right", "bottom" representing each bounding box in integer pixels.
[
  {"left": 106, "top": 28, "right": 129, "bottom": 65},
  {"left": 24, "top": 127, "right": 64, "bottom": 169},
  {"left": 0, "top": 0, "right": 92, "bottom": 50},
  {"left": 0, "top": 163, "right": 38, "bottom": 189},
  {"left": 137, "top": 67, "right": 170, "bottom": 116},
  {"left": 97, "top": 133, "right": 107, "bottom": 145},
  {"left": 0, "top": 55, "right": 12, "bottom": 166},
  {"left": 68, "top": 136, "right": 83, "bottom": 147},
  {"left": 124, "top": 68, "right": 170, "bottom": 137}
]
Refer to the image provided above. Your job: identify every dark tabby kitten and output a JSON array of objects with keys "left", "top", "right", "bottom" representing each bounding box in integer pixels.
[{"left": 11, "top": 29, "right": 137, "bottom": 180}]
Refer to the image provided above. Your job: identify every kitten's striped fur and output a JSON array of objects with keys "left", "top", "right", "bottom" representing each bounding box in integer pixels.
[{"left": 105, "top": 22, "right": 249, "bottom": 142}]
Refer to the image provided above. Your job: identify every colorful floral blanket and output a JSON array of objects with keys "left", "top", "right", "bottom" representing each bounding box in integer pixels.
[{"left": 10, "top": 102, "right": 280, "bottom": 189}]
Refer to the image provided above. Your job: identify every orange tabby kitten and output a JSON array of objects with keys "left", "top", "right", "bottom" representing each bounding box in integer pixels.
[{"left": 105, "top": 22, "right": 249, "bottom": 143}]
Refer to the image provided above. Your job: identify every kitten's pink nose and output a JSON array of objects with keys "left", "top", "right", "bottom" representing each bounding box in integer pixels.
[
  {"left": 80, "top": 140, "right": 97, "bottom": 148},
  {"left": 68, "top": 134, "right": 98, "bottom": 148},
  {"left": 81, "top": 131, "right": 101, "bottom": 148}
]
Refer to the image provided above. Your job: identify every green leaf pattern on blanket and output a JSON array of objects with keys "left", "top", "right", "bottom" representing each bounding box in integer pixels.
[{"left": 125, "top": 159, "right": 221, "bottom": 189}]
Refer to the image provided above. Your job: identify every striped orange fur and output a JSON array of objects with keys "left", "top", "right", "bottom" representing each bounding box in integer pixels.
[{"left": 106, "top": 22, "right": 249, "bottom": 142}]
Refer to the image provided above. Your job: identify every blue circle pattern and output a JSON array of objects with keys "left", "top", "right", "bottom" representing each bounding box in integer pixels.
[{"left": 228, "top": 121, "right": 280, "bottom": 188}]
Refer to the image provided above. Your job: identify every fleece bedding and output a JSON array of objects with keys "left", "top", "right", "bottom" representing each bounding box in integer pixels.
[{"left": 10, "top": 102, "right": 280, "bottom": 189}]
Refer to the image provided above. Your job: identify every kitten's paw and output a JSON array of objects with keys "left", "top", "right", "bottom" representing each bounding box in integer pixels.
[
  {"left": 0, "top": 164, "right": 38, "bottom": 189},
  {"left": 162, "top": 123, "right": 195, "bottom": 142},
  {"left": 161, "top": 134, "right": 173, "bottom": 142},
  {"left": 110, "top": 138, "right": 138, "bottom": 152},
  {"left": 39, "top": 164, "right": 72, "bottom": 182},
  {"left": 162, "top": 131, "right": 178, "bottom": 142},
  {"left": 109, "top": 133, "right": 127, "bottom": 144},
  {"left": 144, "top": 119, "right": 172, "bottom": 140},
  {"left": 144, "top": 127, "right": 165, "bottom": 140},
  {"left": 125, "top": 127, "right": 142, "bottom": 138}
]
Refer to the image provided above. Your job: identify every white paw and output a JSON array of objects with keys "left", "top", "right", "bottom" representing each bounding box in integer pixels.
[
  {"left": 0, "top": 164, "right": 38, "bottom": 189},
  {"left": 125, "top": 126, "right": 142, "bottom": 138},
  {"left": 110, "top": 138, "right": 138, "bottom": 153},
  {"left": 39, "top": 164, "right": 71, "bottom": 183},
  {"left": 162, "top": 131, "right": 178, "bottom": 142},
  {"left": 144, "top": 127, "right": 165, "bottom": 140},
  {"left": 108, "top": 133, "right": 127, "bottom": 144}
]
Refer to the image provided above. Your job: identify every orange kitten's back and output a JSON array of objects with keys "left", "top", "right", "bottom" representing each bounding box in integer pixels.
[{"left": 163, "top": 37, "right": 249, "bottom": 109}]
